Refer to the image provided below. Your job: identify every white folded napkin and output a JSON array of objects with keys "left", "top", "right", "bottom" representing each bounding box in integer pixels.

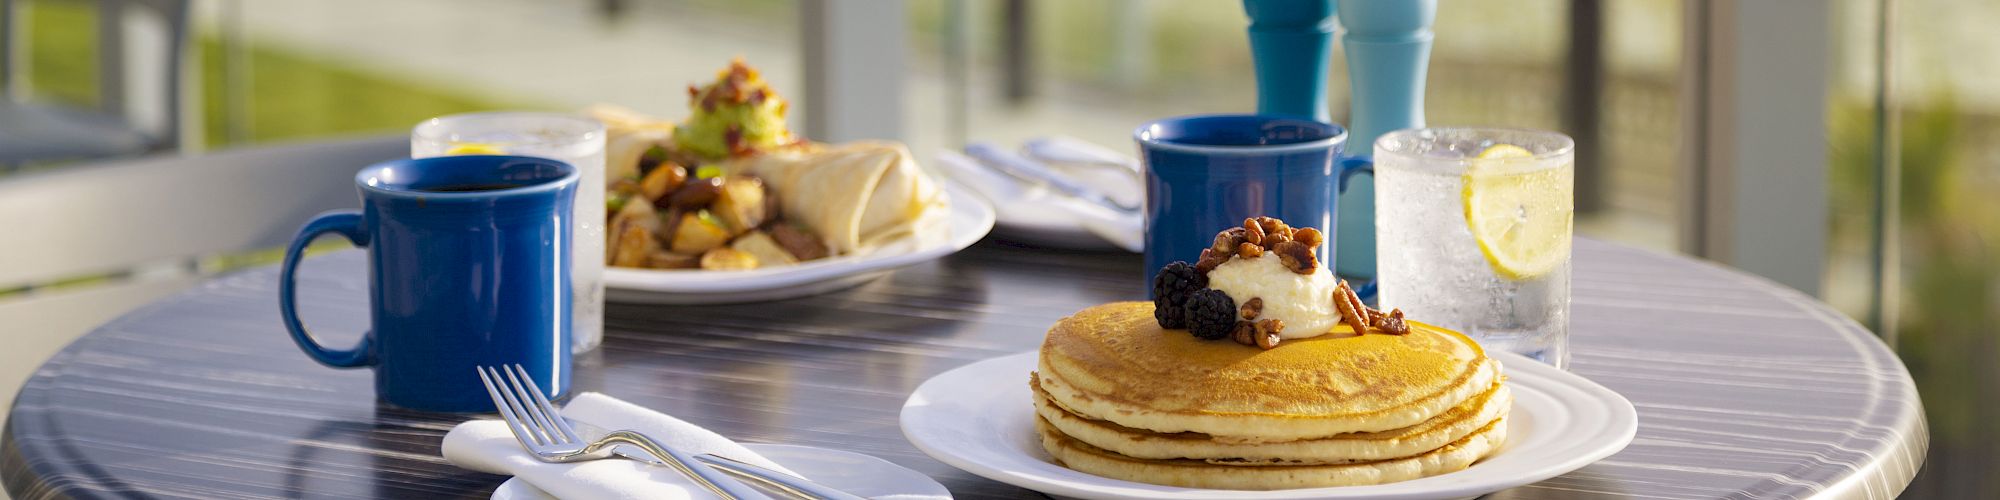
[
  {"left": 443, "top": 392, "right": 797, "bottom": 500},
  {"left": 934, "top": 149, "right": 1144, "bottom": 252}
]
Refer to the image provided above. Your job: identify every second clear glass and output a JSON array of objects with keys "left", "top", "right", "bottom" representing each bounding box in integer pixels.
[
  {"left": 412, "top": 112, "right": 608, "bottom": 354},
  {"left": 1373, "top": 127, "right": 1575, "bottom": 368}
]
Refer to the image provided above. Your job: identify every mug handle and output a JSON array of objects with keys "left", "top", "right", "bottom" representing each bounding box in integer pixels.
[
  {"left": 1336, "top": 156, "right": 1379, "bottom": 301},
  {"left": 279, "top": 210, "right": 377, "bottom": 368}
]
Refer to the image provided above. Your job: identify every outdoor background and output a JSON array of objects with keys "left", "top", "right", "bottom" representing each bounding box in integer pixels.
[{"left": 7, "top": 0, "right": 1997, "bottom": 497}]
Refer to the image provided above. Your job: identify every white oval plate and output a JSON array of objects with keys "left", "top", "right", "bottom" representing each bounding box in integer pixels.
[
  {"left": 603, "top": 182, "right": 996, "bottom": 304},
  {"left": 900, "top": 350, "right": 1635, "bottom": 500},
  {"left": 934, "top": 150, "right": 1140, "bottom": 253},
  {"left": 490, "top": 443, "right": 953, "bottom": 500}
]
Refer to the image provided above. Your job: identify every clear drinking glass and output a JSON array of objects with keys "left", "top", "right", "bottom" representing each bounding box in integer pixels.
[
  {"left": 412, "top": 112, "right": 608, "bottom": 354},
  {"left": 1374, "top": 128, "right": 1574, "bottom": 368}
]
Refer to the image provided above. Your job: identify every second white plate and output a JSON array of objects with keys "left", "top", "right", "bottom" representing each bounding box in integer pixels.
[
  {"left": 603, "top": 182, "right": 996, "bottom": 304},
  {"left": 900, "top": 350, "right": 1636, "bottom": 500}
]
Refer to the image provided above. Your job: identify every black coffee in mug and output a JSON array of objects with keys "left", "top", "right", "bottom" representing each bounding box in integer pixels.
[{"left": 423, "top": 183, "right": 529, "bottom": 193}]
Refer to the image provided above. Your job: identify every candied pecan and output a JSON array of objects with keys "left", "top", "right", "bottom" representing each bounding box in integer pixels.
[
  {"left": 1375, "top": 308, "right": 1411, "bottom": 335},
  {"left": 1254, "top": 319, "right": 1285, "bottom": 349},
  {"left": 1195, "top": 248, "right": 1230, "bottom": 273},
  {"left": 1273, "top": 240, "right": 1318, "bottom": 274},
  {"left": 1240, "top": 297, "right": 1264, "bottom": 320},
  {"left": 1257, "top": 217, "right": 1292, "bottom": 239},
  {"left": 1211, "top": 227, "right": 1248, "bottom": 255},
  {"left": 1237, "top": 242, "right": 1264, "bottom": 259},
  {"left": 1293, "top": 227, "right": 1325, "bottom": 249},
  {"left": 1230, "top": 321, "right": 1258, "bottom": 346},
  {"left": 1242, "top": 218, "right": 1265, "bottom": 246},
  {"left": 1263, "top": 229, "right": 1291, "bottom": 249},
  {"left": 1333, "top": 280, "right": 1371, "bottom": 334}
]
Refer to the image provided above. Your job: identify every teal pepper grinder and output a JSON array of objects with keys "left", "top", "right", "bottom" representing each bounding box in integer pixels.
[
  {"left": 1243, "top": 0, "right": 1434, "bottom": 281},
  {"left": 1242, "top": 0, "right": 1336, "bottom": 123}
]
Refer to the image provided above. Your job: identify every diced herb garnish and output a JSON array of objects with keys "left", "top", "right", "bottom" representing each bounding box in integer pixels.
[{"left": 695, "top": 165, "right": 723, "bottom": 179}]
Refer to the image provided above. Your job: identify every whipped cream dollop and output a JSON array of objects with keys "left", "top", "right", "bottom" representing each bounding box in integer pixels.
[{"left": 1205, "top": 253, "right": 1339, "bottom": 339}]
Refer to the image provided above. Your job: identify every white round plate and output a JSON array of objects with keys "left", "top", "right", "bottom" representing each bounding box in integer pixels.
[
  {"left": 900, "top": 350, "right": 1635, "bottom": 500},
  {"left": 490, "top": 443, "right": 952, "bottom": 500},
  {"left": 603, "top": 182, "right": 996, "bottom": 304}
]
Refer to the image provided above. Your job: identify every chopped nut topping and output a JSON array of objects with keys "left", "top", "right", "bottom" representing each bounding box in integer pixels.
[
  {"left": 1328, "top": 281, "right": 1412, "bottom": 336},
  {"left": 1240, "top": 297, "right": 1263, "bottom": 320},
  {"left": 1195, "top": 248, "right": 1230, "bottom": 273},
  {"left": 1254, "top": 319, "right": 1285, "bottom": 349},
  {"left": 1293, "top": 227, "right": 1325, "bottom": 249},
  {"left": 1255, "top": 217, "right": 1289, "bottom": 236},
  {"left": 1374, "top": 308, "right": 1411, "bottom": 335},
  {"left": 1333, "top": 279, "right": 1371, "bottom": 334},
  {"left": 1263, "top": 229, "right": 1291, "bottom": 248},
  {"left": 1237, "top": 242, "right": 1264, "bottom": 259},
  {"left": 1230, "top": 321, "right": 1258, "bottom": 346},
  {"left": 1273, "top": 240, "right": 1317, "bottom": 274},
  {"left": 1211, "top": 227, "right": 1247, "bottom": 256},
  {"left": 1195, "top": 218, "right": 1332, "bottom": 277}
]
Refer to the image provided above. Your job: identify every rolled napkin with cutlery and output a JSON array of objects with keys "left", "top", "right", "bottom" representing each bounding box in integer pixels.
[
  {"left": 443, "top": 392, "right": 797, "bottom": 500},
  {"left": 935, "top": 141, "right": 1144, "bottom": 253}
]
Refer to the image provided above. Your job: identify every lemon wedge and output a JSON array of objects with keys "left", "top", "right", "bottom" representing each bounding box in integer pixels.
[
  {"left": 444, "top": 142, "right": 506, "bottom": 155},
  {"left": 1462, "top": 143, "right": 1573, "bottom": 280}
]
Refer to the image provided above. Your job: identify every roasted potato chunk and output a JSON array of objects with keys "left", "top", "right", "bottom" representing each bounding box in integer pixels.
[
  {"left": 638, "top": 162, "right": 687, "bottom": 202},
  {"left": 606, "top": 198, "right": 661, "bottom": 263},
  {"left": 610, "top": 223, "right": 659, "bottom": 268},
  {"left": 710, "top": 176, "right": 767, "bottom": 236},
  {"left": 699, "top": 248, "right": 759, "bottom": 270},
  {"left": 669, "top": 211, "right": 732, "bottom": 254},
  {"left": 729, "top": 231, "right": 798, "bottom": 267}
]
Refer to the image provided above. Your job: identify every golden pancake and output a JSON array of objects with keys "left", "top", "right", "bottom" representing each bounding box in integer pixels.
[
  {"left": 1038, "top": 302, "right": 1496, "bottom": 440},
  {"left": 1032, "top": 377, "right": 1511, "bottom": 465},
  {"left": 1037, "top": 415, "right": 1508, "bottom": 490}
]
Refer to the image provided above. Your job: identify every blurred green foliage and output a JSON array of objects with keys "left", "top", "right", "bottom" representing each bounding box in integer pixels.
[
  {"left": 18, "top": 0, "right": 535, "bottom": 149},
  {"left": 1830, "top": 89, "right": 2000, "bottom": 495}
]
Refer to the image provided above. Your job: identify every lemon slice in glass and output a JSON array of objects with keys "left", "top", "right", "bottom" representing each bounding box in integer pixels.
[
  {"left": 445, "top": 142, "right": 506, "bottom": 155},
  {"left": 1462, "top": 143, "right": 1573, "bottom": 280}
]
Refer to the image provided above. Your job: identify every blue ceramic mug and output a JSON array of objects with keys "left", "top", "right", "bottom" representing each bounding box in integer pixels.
[
  {"left": 1136, "top": 114, "right": 1372, "bottom": 294},
  {"left": 279, "top": 155, "right": 578, "bottom": 412}
]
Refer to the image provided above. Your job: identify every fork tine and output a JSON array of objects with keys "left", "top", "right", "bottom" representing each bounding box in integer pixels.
[
  {"left": 512, "top": 363, "right": 582, "bottom": 443},
  {"left": 480, "top": 365, "right": 547, "bottom": 448},
  {"left": 503, "top": 364, "right": 569, "bottom": 445}
]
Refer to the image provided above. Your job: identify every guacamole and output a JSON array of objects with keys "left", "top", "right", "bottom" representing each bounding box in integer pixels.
[{"left": 675, "top": 59, "right": 794, "bottom": 160}]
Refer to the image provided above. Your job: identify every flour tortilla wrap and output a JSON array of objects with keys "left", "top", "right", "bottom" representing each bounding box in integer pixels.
[
  {"left": 585, "top": 104, "right": 674, "bottom": 181},
  {"left": 737, "top": 141, "right": 950, "bottom": 255}
]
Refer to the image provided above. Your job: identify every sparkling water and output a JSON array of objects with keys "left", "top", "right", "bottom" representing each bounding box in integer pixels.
[
  {"left": 413, "top": 114, "right": 608, "bottom": 354},
  {"left": 1374, "top": 128, "right": 1574, "bottom": 368}
]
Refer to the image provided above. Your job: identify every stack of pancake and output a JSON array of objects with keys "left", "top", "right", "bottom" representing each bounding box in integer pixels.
[{"left": 1033, "top": 302, "right": 1508, "bottom": 490}]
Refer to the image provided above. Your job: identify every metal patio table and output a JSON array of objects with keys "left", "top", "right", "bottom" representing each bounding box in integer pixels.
[{"left": 1, "top": 150, "right": 1925, "bottom": 500}]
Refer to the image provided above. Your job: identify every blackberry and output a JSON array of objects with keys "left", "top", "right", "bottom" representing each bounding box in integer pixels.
[
  {"left": 1182, "top": 289, "right": 1238, "bottom": 340},
  {"left": 1151, "top": 261, "right": 1206, "bottom": 328}
]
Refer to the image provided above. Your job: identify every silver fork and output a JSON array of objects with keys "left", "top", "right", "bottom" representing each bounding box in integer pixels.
[{"left": 477, "top": 364, "right": 766, "bottom": 500}]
